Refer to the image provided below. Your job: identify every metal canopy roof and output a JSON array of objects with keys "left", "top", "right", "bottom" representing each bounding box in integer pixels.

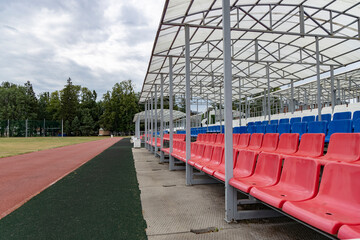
[
  {"left": 140, "top": 0, "right": 360, "bottom": 103},
  {"left": 133, "top": 109, "right": 186, "bottom": 122}
]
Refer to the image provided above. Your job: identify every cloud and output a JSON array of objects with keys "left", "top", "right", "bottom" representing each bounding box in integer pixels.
[{"left": 0, "top": 0, "right": 163, "bottom": 99}]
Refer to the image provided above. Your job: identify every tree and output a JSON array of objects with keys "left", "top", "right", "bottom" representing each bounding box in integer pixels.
[
  {"left": 64, "top": 120, "right": 71, "bottom": 136},
  {"left": 80, "top": 109, "right": 94, "bottom": 136},
  {"left": 38, "top": 92, "right": 50, "bottom": 120},
  {"left": 71, "top": 116, "right": 80, "bottom": 136},
  {"left": 24, "top": 81, "right": 38, "bottom": 119},
  {"left": 47, "top": 91, "right": 61, "bottom": 120},
  {"left": 60, "top": 78, "right": 80, "bottom": 123}
]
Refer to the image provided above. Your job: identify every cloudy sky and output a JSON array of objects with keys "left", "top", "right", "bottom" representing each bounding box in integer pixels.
[{"left": 0, "top": 0, "right": 164, "bottom": 98}]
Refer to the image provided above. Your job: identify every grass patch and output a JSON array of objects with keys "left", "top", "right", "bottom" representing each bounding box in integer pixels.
[
  {"left": 0, "top": 138, "right": 147, "bottom": 240},
  {"left": 0, "top": 137, "right": 110, "bottom": 158}
]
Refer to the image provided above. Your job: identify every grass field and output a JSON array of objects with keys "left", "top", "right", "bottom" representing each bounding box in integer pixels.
[{"left": 0, "top": 137, "right": 110, "bottom": 158}]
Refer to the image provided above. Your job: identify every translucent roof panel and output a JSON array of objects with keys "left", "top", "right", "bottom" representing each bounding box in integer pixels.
[{"left": 133, "top": 109, "right": 186, "bottom": 122}]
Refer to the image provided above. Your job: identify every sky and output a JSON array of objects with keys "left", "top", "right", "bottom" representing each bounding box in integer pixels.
[{"left": 0, "top": 0, "right": 164, "bottom": 98}]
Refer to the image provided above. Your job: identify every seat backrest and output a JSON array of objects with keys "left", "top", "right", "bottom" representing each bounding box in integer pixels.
[
  {"left": 316, "top": 113, "right": 332, "bottom": 122},
  {"left": 302, "top": 115, "right": 315, "bottom": 123},
  {"left": 233, "top": 134, "right": 240, "bottom": 145},
  {"left": 278, "top": 157, "right": 320, "bottom": 196},
  {"left": 294, "top": 133, "right": 325, "bottom": 158},
  {"left": 207, "top": 134, "right": 217, "bottom": 143},
  {"left": 254, "top": 121, "right": 262, "bottom": 125},
  {"left": 239, "top": 126, "right": 247, "bottom": 133},
  {"left": 253, "top": 152, "right": 282, "bottom": 185},
  {"left": 333, "top": 111, "right": 352, "bottom": 120},
  {"left": 354, "top": 119, "right": 360, "bottom": 133},
  {"left": 196, "top": 134, "right": 203, "bottom": 142},
  {"left": 290, "top": 117, "right": 302, "bottom": 125},
  {"left": 308, "top": 121, "right": 327, "bottom": 134},
  {"left": 215, "top": 134, "right": 224, "bottom": 145},
  {"left": 327, "top": 119, "right": 352, "bottom": 136},
  {"left": 270, "top": 119, "right": 279, "bottom": 125},
  {"left": 316, "top": 162, "right": 360, "bottom": 210},
  {"left": 260, "top": 133, "right": 279, "bottom": 152},
  {"left": 291, "top": 122, "right": 307, "bottom": 136},
  {"left": 262, "top": 120, "right": 269, "bottom": 125},
  {"left": 266, "top": 124, "right": 278, "bottom": 133},
  {"left": 237, "top": 133, "right": 251, "bottom": 148},
  {"left": 247, "top": 122, "right": 255, "bottom": 126},
  {"left": 202, "top": 145, "right": 213, "bottom": 161},
  {"left": 353, "top": 110, "right": 360, "bottom": 121},
  {"left": 247, "top": 125, "right": 256, "bottom": 134},
  {"left": 247, "top": 133, "right": 264, "bottom": 150},
  {"left": 275, "top": 133, "right": 299, "bottom": 154},
  {"left": 234, "top": 149, "right": 257, "bottom": 177},
  {"left": 173, "top": 141, "right": 180, "bottom": 150},
  {"left": 256, "top": 125, "right": 266, "bottom": 134},
  {"left": 195, "top": 144, "right": 205, "bottom": 158},
  {"left": 209, "top": 146, "right": 224, "bottom": 165},
  {"left": 324, "top": 133, "right": 360, "bottom": 162},
  {"left": 191, "top": 143, "right": 198, "bottom": 156},
  {"left": 279, "top": 118, "right": 289, "bottom": 124},
  {"left": 278, "top": 123, "right": 291, "bottom": 135}
]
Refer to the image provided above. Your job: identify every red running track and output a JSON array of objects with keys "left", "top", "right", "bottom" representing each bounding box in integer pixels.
[{"left": 0, "top": 137, "right": 122, "bottom": 219}]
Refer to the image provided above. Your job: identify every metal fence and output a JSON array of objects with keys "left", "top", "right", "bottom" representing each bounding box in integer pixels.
[{"left": 0, "top": 120, "right": 62, "bottom": 137}]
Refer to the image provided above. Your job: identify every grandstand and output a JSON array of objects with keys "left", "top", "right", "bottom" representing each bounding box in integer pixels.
[{"left": 135, "top": 0, "right": 360, "bottom": 239}]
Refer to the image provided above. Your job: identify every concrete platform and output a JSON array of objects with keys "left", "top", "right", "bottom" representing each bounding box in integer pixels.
[{"left": 133, "top": 148, "right": 328, "bottom": 240}]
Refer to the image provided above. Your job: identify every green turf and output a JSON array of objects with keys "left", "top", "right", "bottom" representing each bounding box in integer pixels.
[{"left": 0, "top": 138, "right": 147, "bottom": 240}]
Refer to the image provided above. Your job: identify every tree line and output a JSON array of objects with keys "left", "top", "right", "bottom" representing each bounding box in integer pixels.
[{"left": 0, "top": 78, "right": 140, "bottom": 136}]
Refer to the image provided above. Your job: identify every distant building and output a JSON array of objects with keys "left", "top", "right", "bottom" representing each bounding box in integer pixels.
[{"left": 98, "top": 128, "right": 111, "bottom": 136}]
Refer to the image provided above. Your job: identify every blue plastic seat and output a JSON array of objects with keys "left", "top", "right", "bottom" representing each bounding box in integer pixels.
[
  {"left": 308, "top": 121, "right": 327, "bottom": 135},
  {"left": 353, "top": 111, "right": 360, "bottom": 122},
  {"left": 233, "top": 126, "right": 247, "bottom": 133},
  {"left": 266, "top": 124, "right": 278, "bottom": 133},
  {"left": 325, "top": 120, "right": 353, "bottom": 142},
  {"left": 290, "top": 117, "right": 301, "bottom": 125},
  {"left": 256, "top": 125, "right": 266, "bottom": 134},
  {"left": 247, "top": 125, "right": 256, "bottom": 134},
  {"left": 316, "top": 114, "right": 331, "bottom": 122},
  {"left": 278, "top": 123, "right": 291, "bottom": 135},
  {"left": 262, "top": 120, "right": 269, "bottom": 125},
  {"left": 302, "top": 116, "right": 315, "bottom": 123},
  {"left": 279, "top": 118, "right": 289, "bottom": 124},
  {"left": 291, "top": 122, "right": 307, "bottom": 137},
  {"left": 270, "top": 119, "right": 279, "bottom": 125},
  {"left": 333, "top": 111, "right": 352, "bottom": 120},
  {"left": 247, "top": 122, "right": 255, "bottom": 126},
  {"left": 354, "top": 119, "right": 360, "bottom": 133},
  {"left": 254, "top": 121, "right": 262, "bottom": 126}
]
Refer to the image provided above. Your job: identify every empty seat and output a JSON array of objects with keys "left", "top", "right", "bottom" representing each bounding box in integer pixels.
[
  {"left": 213, "top": 149, "right": 239, "bottom": 181},
  {"left": 202, "top": 146, "right": 224, "bottom": 175},
  {"left": 293, "top": 133, "right": 325, "bottom": 158},
  {"left": 275, "top": 133, "right": 299, "bottom": 155},
  {"left": 235, "top": 134, "right": 251, "bottom": 149},
  {"left": 333, "top": 111, "right": 351, "bottom": 120},
  {"left": 282, "top": 162, "right": 360, "bottom": 235},
  {"left": 233, "top": 149, "right": 257, "bottom": 178},
  {"left": 353, "top": 110, "right": 360, "bottom": 121},
  {"left": 316, "top": 133, "right": 360, "bottom": 164},
  {"left": 256, "top": 125, "right": 266, "bottom": 134},
  {"left": 291, "top": 122, "right": 307, "bottom": 137},
  {"left": 254, "top": 121, "right": 262, "bottom": 125},
  {"left": 290, "top": 117, "right": 301, "bottom": 125},
  {"left": 233, "top": 126, "right": 247, "bottom": 134},
  {"left": 308, "top": 121, "right": 327, "bottom": 134},
  {"left": 214, "top": 134, "right": 224, "bottom": 146},
  {"left": 278, "top": 123, "right": 291, "bottom": 135},
  {"left": 266, "top": 124, "right": 277, "bottom": 133},
  {"left": 247, "top": 125, "right": 256, "bottom": 134},
  {"left": 302, "top": 115, "right": 315, "bottom": 123},
  {"left": 251, "top": 133, "right": 279, "bottom": 154},
  {"left": 229, "top": 152, "right": 282, "bottom": 193},
  {"left": 262, "top": 120, "right": 269, "bottom": 125},
  {"left": 246, "top": 133, "right": 264, "bottom": 151},
  {"left": 247, "top": 122, "right": 255, "bottom": 126},
  {"left": 193, "top": 145, "right": 213, "bottom": 169},
  {"left": 270, "top": 119, "right": 279, "bottom": 125},
  {"left": 325, "top": 120, "right": 352, "bottom": 142},
  {"left": 188, "top": 144, "right": 206, "bottom": 166},
  {"left": 279, "top": 118, "right": 289, "bottom": 124},
  {"left": 250, "top": 157, "right": 320, "bottom": 208},
  {"left": 316, "top": 114, "right": 331, "bottom": 123},
  {"left": 338, "top": 225, "right": 360, "bottom": 240},
  {"left": 354, "top": 119, "right": 360, "bottom": 133},
  {"left": 233, "top": 134, "right": 241, "bottom": 146}
]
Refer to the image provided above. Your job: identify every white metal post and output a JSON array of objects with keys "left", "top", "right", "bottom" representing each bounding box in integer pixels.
[
  {"left": 330, "top": 66, "right": 335, "bottom": 113},
  {"left": 291, "top": 80, "right": 294, "bottom": 114},
  {"left": 160, "top": 74, "right": 164, "bottom": 162},
  {"left": 185, "top": 25, "right": 192, "bottom": 185},
  {"left": 238, "top": 77, "right": 241, "bottom": 126},
  {"left": 220, "top": 86, "right": 223, "bottom": 132},
  {"left": 267, "top": 63, "right": 271, "bottom": 122},
  {"left": 169, "top": 57, "right": 175, "bottom": 170},
  {"left": 222, "top": 0, "right": 235, "bottom": 222},
  {"left": 315, "top": 37, "right": 322, "bottom": 121},
  {"left": 151, "top": 92, "right": 154, "bottom": 152},
  {"left": 154, "top": 85, "right": 158, "bottom": 156},
  {"left": 145, "top": 101, "right": 148, "bottom": 148},
  {"left": 61, "top": 119, "right": 64, "bottom": 137}
]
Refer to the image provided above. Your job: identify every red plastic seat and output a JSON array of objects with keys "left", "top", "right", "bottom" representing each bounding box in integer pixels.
[
  {"left": 235, "top": 133, "right": 250, "bottom": 149},
  {"left": 282, "top": 162, "right": 360, "bottom": 235},
  {"left": 171, "top": 141, "right": 186, "bottom": 161},
  {"left": 202, "top": 146, "right": 224, "bottom": 174},
  {"left": 246, "top": 133, "right": 264, "bottom": 150},
  {"left": 251, "top": 133, "right": 279, "bottom": 154},
  {"left": 315, "top": 133, "right": 360, "bottom": 164},
  {"left": 292, "top": 133, "right": 324, "bottom": 158},
  {"left": 338, "top": 225, "right": 360, "bottom": 240},
  {"left": 229, "top": 152, "right": 282, "bottom": 193},
  {"left": 233, "top": 134, "right": 241, "bottom": 146},
  {"left": 212, "top": 149, "right": 238, "bottom": 181},
  {"left": 188, "top": 144, "right": 205, "bottom": 166},
  {"left": 214, "top": 134, "right": 224, "bottom": 146},
  {"left": 205, "top": 134, "right": 217, "bottom": 145},
  {"left": 193, "top": 145, "right": 213, "bottom": 169},
  {"left": 233, "top": 149, "right": 257, "bottom": 178},
  {"left": 274, "top": 133, "right": 299, "bottom": 155},
  {"left": 250, "top": 156, "right": 320, "bottom": 208}
]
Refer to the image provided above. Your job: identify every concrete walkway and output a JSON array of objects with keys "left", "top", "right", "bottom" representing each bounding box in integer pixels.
[{"left": 133, "top": 148, "right": 328, "bottom": 240}]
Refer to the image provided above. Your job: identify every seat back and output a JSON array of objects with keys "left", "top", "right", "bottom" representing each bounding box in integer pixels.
[
  {"left": 291, "top": 122, "right": 307, "bottom": 137},
  {"left": 256, "top": 125, "right": 266, "bottom": 134},
  {"left": 247, "top": 125, "right": 256, "bottom": 134},
  {"left": 302, "top": 115, "right": 315, "bottom": 123},
  {"left": 279, "top": 118, "right": 289, "bottom": 124},
  {"left": 207, "top": 134, "right": 217, "bottom": 144},
  {"left": 290, "top": 117, "right": 302, "bottom": 125},
  {"left": 316, "top": 162, "right": 360, "bottom": 210},
  {"left": 260, "top": 133, "right": 279, "bottom": 152},
  {"left": 295, "top": 133, "right": 325, "bottom": 158},
  {"left": 327, "top": 120, "right": 352, "bottom": 137},
  {"left": 316, "top": 114, "right": 332, "bottom": 123},
  {"left": 270, "top": 119, "right": 279, "bottom": 125},
  {"left": 266, "top": 124, "right": 278, "bottom": 133},
  {"left": 353, "top": 110, "right": 360, "bottom": 122},
  {"left": 236, "top": 133, "right": 251, "bottom": 148},
  {"left": 191, "top": 143, "right": 198, "bottom": 157},
  {"left": 215, "top": 134, "right": 224, "bottom": 145},
  {"left": 195, "top": 144, "right": 205, "bottom": 158},
  {"left": 233, "top": 134, "right": 241, "bottom": 145},
  {"left": 207, "top": 146, "right": 224, "bottom": 166},
  {"left": 202, "top": 145, "right": 213, "bottom": 161},
  {"left": 253, "top": 152, "right": 282, "bottom": 185},
  {"left": 262, "top": 120, "right": 269, "bottom": 125},
  {"left": 354, "top": 119, "right": 360, "bottom": 133},
  {"left": 247, "top": 133, "right": 264, "bottom": 150},
  {"left": 278, "top": 123, "right": 291, "bottom": 135},
  {"left": 324, "top": 133, "right": 360, "bottom": 162},
  {"left": 234, "top": 150, "right": 257, "bottom": 178},
  {"left": 278, "top": 157, "right": 320, "bottom": 197},
  {"left": 275, "top": 133, "right": 299, "bottom": 154},
  {"left": 308, "top": 121, "right": 327, "bottom": 134},
  {"left": 333, "top": 111, "right": 352, "bottom": 120},
  {"left": 247, "top": 122, "right": 255, "bottom": 126},
  {"left": 254, "top": 121, "right": 262, "bottom": 125}
]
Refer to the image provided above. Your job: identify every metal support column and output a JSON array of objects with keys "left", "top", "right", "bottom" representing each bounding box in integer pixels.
[
  {"left": 266, "top": 63, "right": 271, "bottom": 122},
  {"left": 220, "top": 86, "right": 223, "bottom": 132},
  {"left": 185, "top": 25, "right": 192, "bottom": 185},
  {"left": 160, "top": 74, "right": 165, "bottom": 163},
  {"left": 206, "top": 94, "right": 209, "bottom": 131},
  {"left": 222, "top": 0, "right": 235, "bottom": 222},
  {"left": 169, "top": 57, "right": 178, "bottom": 170},
  {"left": 315, "top": 37, "right": 322, "bottom": 121},
  {"left": 291, "top": 80, "right": 294, "bottom": 114},
  {"left": 154, "top": 85, "right": 158, "bottom": 156},
  {"left": 150, "top": 92, "right": 154, "bottom": 152},
  {"left": 330, "top": 66, "right": 335, "bottom": 113},
  {"left": 145, "top": 101, "right": 148, "bottom": 149},
  {"left": 238, "top": 77, "right": 241, "bottom": 126},
  {"left": 61, "top": 119, "right": 64, "bottom": 137}
]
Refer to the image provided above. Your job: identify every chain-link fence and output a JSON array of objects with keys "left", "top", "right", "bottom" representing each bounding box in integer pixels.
[{"left": 0, "top": 120, "right": 62, "bottom": 137}]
